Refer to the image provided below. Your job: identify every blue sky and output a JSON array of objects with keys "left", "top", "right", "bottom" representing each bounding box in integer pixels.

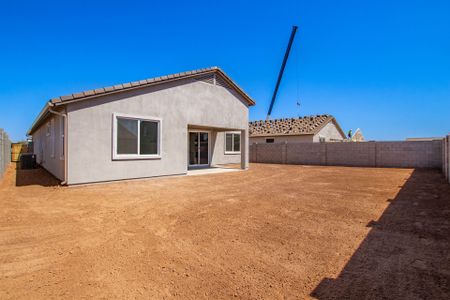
[{"left": 1, "top": 0, "right": 449, "bottom": 142}]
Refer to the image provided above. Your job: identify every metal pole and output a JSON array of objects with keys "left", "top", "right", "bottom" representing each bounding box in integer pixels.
[{"left": 267, "top": 25, "right": 298, "bottom": 120}]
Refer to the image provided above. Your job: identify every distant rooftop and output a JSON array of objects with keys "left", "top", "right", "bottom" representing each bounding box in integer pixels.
[{"left": 249, "top": 115, "right": 339, "bottom": 137}]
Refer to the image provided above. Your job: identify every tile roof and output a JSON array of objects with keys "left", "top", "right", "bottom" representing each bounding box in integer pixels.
[
  {"left": 49, "top": 67, "right": 255, "bottom": 106},
  {"left": 249, "top": 115, "right": 336, "bottom": 137},
  {"left": 28, "top": 67, "right": 255, "bottom": 135}
]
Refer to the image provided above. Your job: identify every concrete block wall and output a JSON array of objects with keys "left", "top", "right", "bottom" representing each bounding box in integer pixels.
[
  {"left": 286, "top": 143, "right": 324, "bottom": 165},
  {"left": 251, "top": 143, "right": 284, "bottom": 164},
  {"left": 326, "top": 142, "right": 376, "bottom": 167},
  {"left": 444, "top": 135, "right": 450, "bottom": 183},
  {"left": 250, "top": 140, "right": 444, "bottom": 169},
  {"left": 375, "top": 141, "right": 442, "bottom": 168},
  {"left": 0, "top": 129, "right": 12, "bottom": 178}
]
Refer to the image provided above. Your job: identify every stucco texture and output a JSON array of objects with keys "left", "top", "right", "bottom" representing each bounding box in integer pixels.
[
  {"left": 65, "top": 78, "right": 249, "bottom": 184},
  {"left": 32, "top": 115, "right": 65, "bottom": 180}
]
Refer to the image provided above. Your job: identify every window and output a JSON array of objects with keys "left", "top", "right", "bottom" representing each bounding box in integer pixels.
[
  {"left": 113, "top": 113, "right": 161, "bottom": 159},
  {"left": 266, "top": 138, "right": 274, "bottom": 143},
  {"left": 139, "top": 121, "right": 158, "bottom": 155},
  {"left": 50, "top": 118, "right": 55, "bottom": 158},
  {"left": 60, "top": 117, "right": 65, "bottom": 160},
  {"left": 225, "top": 132, "right": 240, "bottom": 154}
]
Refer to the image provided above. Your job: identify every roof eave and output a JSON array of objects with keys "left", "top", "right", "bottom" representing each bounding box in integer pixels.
[
  {"left": 28, "top": 67, "right": 255, "bottom": 136},
  {"left": 51, "top": 67, "right": 255, "bottom": 107},
  {"left": 214, "top": 68, "right": 255, "bottom": 106},
  {"left": 330, "top": 118, "right": 347, "bottom": 138},
  {"left": 27, "top": 101, "right": 52, "bottom": 136}
]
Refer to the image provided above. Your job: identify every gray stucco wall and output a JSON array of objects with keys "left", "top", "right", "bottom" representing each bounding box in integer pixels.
[
  {"left": 32, "top": 115, "right": 65, "bottom": 180},
  {"left": 313, "top": 121, "right": 345, "bottom": 142},
  {"left": 66, "top": 78, "right": 248, "bottom": 184},
  {"left": 210, "top": 131, "right": 242, "bottom": 165}
]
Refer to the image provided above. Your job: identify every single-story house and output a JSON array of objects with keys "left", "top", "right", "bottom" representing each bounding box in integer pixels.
[
  {"left": 27, "top": 67, "right": 255, "bottom": 185},
  {"left": 350, "top": 128, "right": 365, "bottom": 142},
  {"left": 249, "top": 115, "right": 346, "bottom": 143}
]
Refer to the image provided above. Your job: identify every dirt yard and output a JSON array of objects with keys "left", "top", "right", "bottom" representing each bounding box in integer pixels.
[{"left": 0, "top": 163, "right": 449, "bottom": 299}]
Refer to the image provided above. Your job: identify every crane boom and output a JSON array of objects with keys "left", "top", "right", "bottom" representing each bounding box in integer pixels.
[{"left": 266, "top": 25, "right": 298, "bottom": 120}]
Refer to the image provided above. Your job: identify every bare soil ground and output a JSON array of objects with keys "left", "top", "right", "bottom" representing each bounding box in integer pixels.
[{"left": 0, "top": 163, "right": 449, "bottom": 299}]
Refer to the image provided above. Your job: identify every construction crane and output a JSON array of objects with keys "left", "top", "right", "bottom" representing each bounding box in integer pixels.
[{"left": 266, "top": 25, "right": 298, "bottom": 120}]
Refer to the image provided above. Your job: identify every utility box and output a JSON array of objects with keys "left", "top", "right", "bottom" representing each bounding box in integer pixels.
[{"left": 20, "top": 153, "right": 36, "bottom": 170}]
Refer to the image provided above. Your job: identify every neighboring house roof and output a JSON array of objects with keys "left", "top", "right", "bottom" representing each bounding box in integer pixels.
[
  {"left": 249, "top": 115, "right": 346, "bottom": 137},
  {"left": 350, "top": 128, "right": 365, "bottom": 142},
  {"left": 28, "top": 67, "right": 255, "bottom": 135}
]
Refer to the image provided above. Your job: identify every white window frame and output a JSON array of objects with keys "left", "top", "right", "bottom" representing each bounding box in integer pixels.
[
  {"left": 59, "top": 117, "right": 65, "bottom": 160},
  {"left": 188, "top": 130, "right": 211, "bottom": 167},
  {"left": 112, "top": 113, "right": 162, "bottom": 160},
  {"left": 224, "top": 132, "right": 241, "bottom": 154},
  {"left": 50, "top": 118, "right": 55, "bottom": 158}
]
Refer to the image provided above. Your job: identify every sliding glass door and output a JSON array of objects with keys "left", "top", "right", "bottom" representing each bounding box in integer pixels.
[{"left": 189, "top": 131, "right": 209, "bottom": 166}]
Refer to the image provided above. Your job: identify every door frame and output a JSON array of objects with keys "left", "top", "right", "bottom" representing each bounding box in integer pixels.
[{"left": 188, "top": 129, "right": 211, "bottom": 168}]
